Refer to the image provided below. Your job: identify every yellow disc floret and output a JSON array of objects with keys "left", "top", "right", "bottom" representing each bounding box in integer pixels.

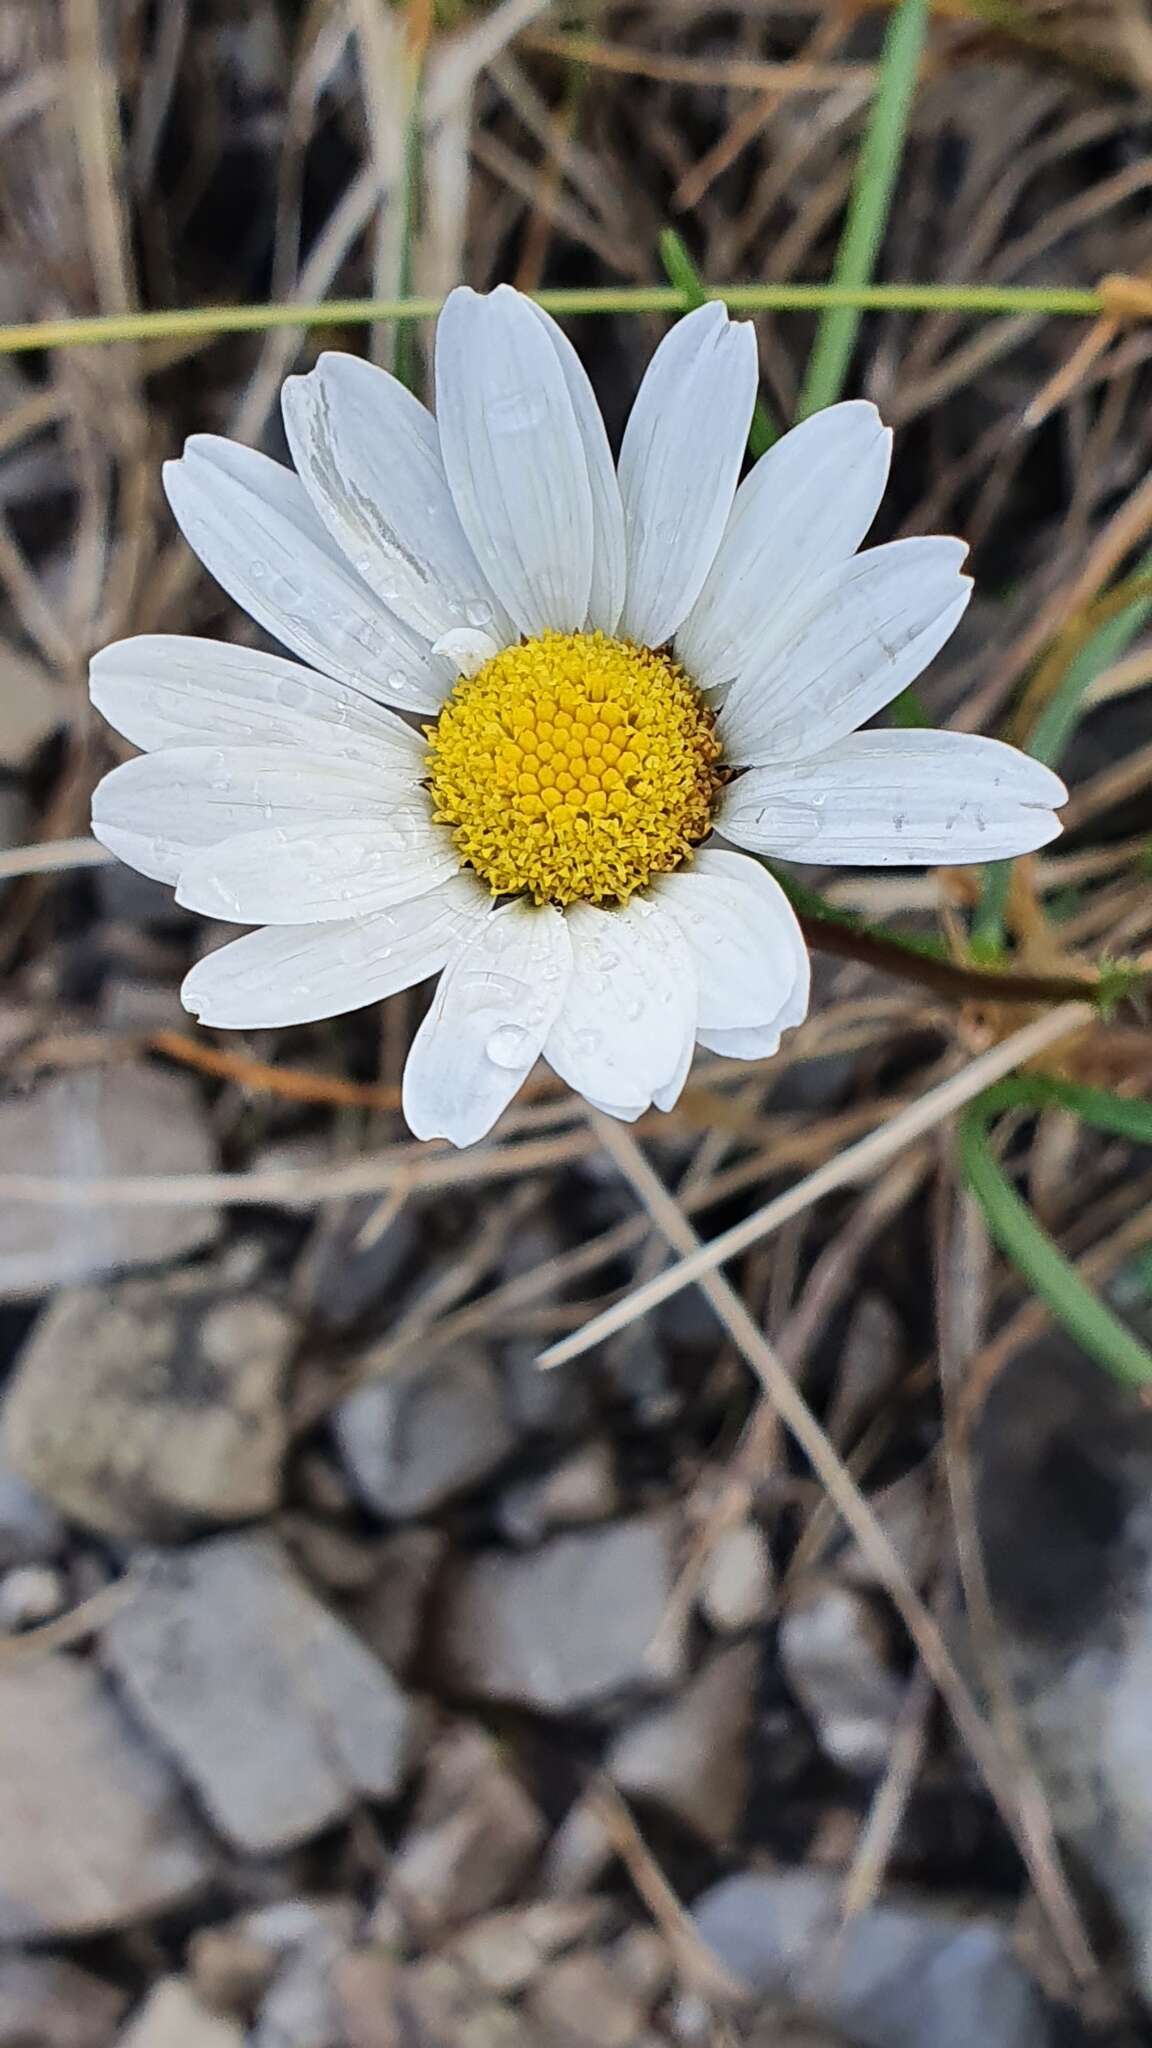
[{"left": 425, "top": 630, "right": 722, "bottom": 906}]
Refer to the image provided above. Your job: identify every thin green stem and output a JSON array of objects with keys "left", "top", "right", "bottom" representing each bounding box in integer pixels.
[
  {"left": 798, "top": 0, "right": 931, "bottom": 417},
  {"left": 1028, "top": 573, "right": 1152, "bottom": 767},
  {"left": 391, "top": 63, "right": 426, "bottom": 393},
  {"left": 960, "top": 1108, "right": 1152, "bottom": 1389},
  {"left": 974, "top": 546, "right": 1152, "bottom": 953},
  {"left": 0, "top": 281, "right": 1106, "bottom": 356},
  {"left": 979, "top": 1075, "right": 1152, "bottom": 1147}
]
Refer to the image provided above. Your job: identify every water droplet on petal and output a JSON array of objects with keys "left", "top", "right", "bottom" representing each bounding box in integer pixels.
[
  {"left": 489, "top": 391, "right": 546, "bottom": 435},
  {"left": 486, "top": 1022, "right": 533, "bottom": 1068}
]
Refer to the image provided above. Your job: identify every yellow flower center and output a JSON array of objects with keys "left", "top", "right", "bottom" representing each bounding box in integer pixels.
[{"left": 425, "top": 630, "right": 722, "bottom": 906}]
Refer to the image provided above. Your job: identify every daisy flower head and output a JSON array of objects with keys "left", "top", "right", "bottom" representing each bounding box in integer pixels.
[{"left": 90, "top": 287, "right": 1066, "bottom": 1146}]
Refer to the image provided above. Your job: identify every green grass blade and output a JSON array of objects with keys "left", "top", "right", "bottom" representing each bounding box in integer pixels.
[
  {"left": 1028, "top": 574, "right": 1152, "bottom": 767},
  {"left": 0, "top": 284, "right": 1106, "bottom": 359},
  {"left": 960, "top": 1108, "right": 1152, "bottom": 1387},
  {"left": 659, "top": 229, "right": 778, "bottom": 453},
  {"left": 980, "top": 1074, "right": 1152, "bottom": 1146},
  {"left": 798, "top": 0, "right": 931, "bottom": 417},
  {"left": 974, "top": 545, "right": 1152, "bottom": 952},
  {"left": 887, "top": 684, "right": 930, "bottom": 728}
]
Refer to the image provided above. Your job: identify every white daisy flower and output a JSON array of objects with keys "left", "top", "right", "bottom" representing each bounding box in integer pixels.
[{"left": 89, "top": 286, "right": 1066, "bottom": 1147}]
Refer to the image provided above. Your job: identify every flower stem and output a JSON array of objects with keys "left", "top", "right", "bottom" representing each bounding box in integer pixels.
[
  {"left": 798, "top": 0, "right": 931, "bottom": 417},
  {"left": 0, "top": 281, "right": 1107, "bottom": 356}
]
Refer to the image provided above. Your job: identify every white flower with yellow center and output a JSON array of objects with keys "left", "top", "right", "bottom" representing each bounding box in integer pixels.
[{"left": 90, "top": 286, "right": 1066, "bottom": 1145}]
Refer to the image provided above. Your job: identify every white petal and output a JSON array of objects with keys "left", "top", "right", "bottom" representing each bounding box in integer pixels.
[
  {"left": 675, "top": 401, "right": 892, "bottom": 691},
  {"left": 402, "top": 899, "right": 573, "bottom": 1147},
  {"left": 522, "top": 299, "right": 627, "bottom": 633},
  {"left": 697, "top": 1021, "right": 786, "bottom": 1059},
  {"left": 651, "top": 1024, "right": 696, "bottom": 1114},
  {"left": 281, "top": 353, "right": 513, "bottom": 646},
  {"left": 175, "top": 813, "right": 457, "bottom": 922},
  {"left": 718, "top": 537, "right": 971, "bottom": 764},
  {"left": 583, "top": 1093, "right": 648, "bottom": 1123},
  {"left": 90, "top": 636, "right": 425, "bottom": 766},
  {"left": 182, "top": 873, "right": 489, "bottom": 1029},
  {"left": 164, "top": 436, "right": 447, "bottom": 714},
  {"left": 432, "top": 626, "right": 502, "bottom": 677},
  {"left": 617, "top": 303, "right": 758, "bottom": 648},
  {"left": 434, "top": 285, "right": 595, "bottom": 637},
  {"left": 544, "top": 898, "right": 696, "bottom": 1115},
  {"left": 721, "top": 732, "right": 1067, "bottom": 866},
  {"left": 92, "top": 744, "right": 421, "bottom": 886},
  {"left": 654, "top": 848, "right": 809, "bottom": 1031}
]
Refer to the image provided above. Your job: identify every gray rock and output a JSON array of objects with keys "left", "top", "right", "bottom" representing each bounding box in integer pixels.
[
  {"left": 3, "top": 1275, "right": 295, "bottom": 1541},
  {"left": 212, "top": 1897, "right": 360, "bottom": 2046},
  {"left": 447, "top": 1902, "right": 612, "bottom": 1995},
  {"left": 329, "top": 1952, "right": 400, "bottom": 2048},
  {"left": 0, "top": 1560, "right": 65, "bottom": 1630},
  {"left": 975, "top": 1338, "right": 1152, "bottom": 2002},
  {"left": 103, "top": 1534, "right": 415, "bottom": 1854},
  {"left": 240, "top": 1899, "right": 360, "bottom": 1961},
  {"left": 698, "top": 1521, "right": 774, "bottom": 1633},
  {"left": 187, "top": 1929, "right": 278, "bottom": 2018},
  {"left": 608, "top": 1927, "right": 672, "bottom": 2007},
  {"left": 526, "top": 1952, "right": 647, "bottom": 2048},
  {"left": 0, "top": 1068, "right": 219, "bottom": 1298},
  {"left": 692, "top": 1871, "right": 1051, "bottom": 2048},
  {"left": 0, "top": 1954, "right": 129, "bottom": 2048},
  {"left": 607, "top": 1644, "right": 757, "bottom": 1844},
  {"left": 117, "top": 1982, "right": 245, "bottom": 2048},
  {"left": 778, "top": 1579, "right": 904, "bottom": 1774},
  {"left": 538, "top": 1792, "right": 614, "bottom": 1899},
  {"left": 395, "top": 1959, "right": 531, "bottom": 2048},
  {"left": 251, "top": 1906, "right": 357, "bottom": 2048},
  {"left": 334, "top": 1348, "right": 516, "bottom": 1519},
  {"left": 293, "top": 1198, "right": 420, "bottom": 1332},
  {"left": 0, "top": 1654, "right": 210, "bottom": 1937},
  {"left": 435, "top": 1514, "right": 686, "bottom": 1711},
  {"left": 499, "top": 1442, "right": 619, "bottom": 1545},
  {"left": 0, "top": 1444, "right": 64, "bottom": 1567},
  {"left": 389, "top": 1724, "right": 546, "bottom": 1934}
]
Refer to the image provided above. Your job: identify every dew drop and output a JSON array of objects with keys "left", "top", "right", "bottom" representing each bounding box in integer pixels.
[
  {"left": 465, "top": 598, "right": 495, "bottom": 629},
  {"left": 486, "top": 1023, "right": 533, "bottom": 1068},
  {"left": 275, "top": 674, "right": 313, "bottom": 710},
  {"left": 489, "top": 391, "right": 546, "bottom": 435},
  {"left": 265, "top": 570, "right": 304, "bottom": 608}
]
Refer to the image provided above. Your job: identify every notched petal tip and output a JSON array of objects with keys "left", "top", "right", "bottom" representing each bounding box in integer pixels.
[{"left": 680, "top": 297, "right": 728, "bottom": 335}]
